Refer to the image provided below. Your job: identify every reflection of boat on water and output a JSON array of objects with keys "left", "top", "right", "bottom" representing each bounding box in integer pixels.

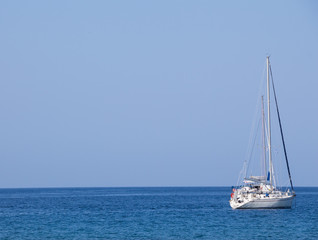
[{"left": 230, "top": 57, "right": 295, "bottom": 209}]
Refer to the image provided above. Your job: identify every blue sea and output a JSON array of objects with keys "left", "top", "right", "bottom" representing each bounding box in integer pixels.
[{"left": 0, "top": 187, "right": 317, "bottom": 239}]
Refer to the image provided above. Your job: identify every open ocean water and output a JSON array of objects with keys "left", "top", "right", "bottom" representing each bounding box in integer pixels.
[{"left": 0, "top": 187, "right": 317, "bottom": 239}]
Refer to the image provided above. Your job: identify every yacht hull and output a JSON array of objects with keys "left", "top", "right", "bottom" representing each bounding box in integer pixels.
[{"left": 230, "top": 195, "right": 294, "bottom": 209}]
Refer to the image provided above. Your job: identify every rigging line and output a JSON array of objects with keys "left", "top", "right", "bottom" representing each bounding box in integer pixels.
[
  {"left": 239, "top": 62, "right": 267, "bottom": 182},
  {"left": 269, "top": 63, "right": 294, "bottom": 192},
  {"left": 245, "top": 117, "right": 262, "bottom": 178},
  {"left": 245, "top": 62, "right": 266, "bottom": 160},
  {"left": 237, "top": 61, "right": 267, "bottom": 187},
  {"left": 236, "top": 116, "right": 262, "bottom": 186},
  {"left": 238, "top": 106, "right": 260, "bottom": 185},
  {"left": 272, "top": 153, "right": 277, "bottom": 187},
  {"left": 264, "top": 115, "right": 269, "bottom": 151}
]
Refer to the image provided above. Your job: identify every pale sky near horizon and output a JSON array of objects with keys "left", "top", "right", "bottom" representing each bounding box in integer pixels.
[{"left": 0, "top": 0, "right": 317, "bottom": 188}]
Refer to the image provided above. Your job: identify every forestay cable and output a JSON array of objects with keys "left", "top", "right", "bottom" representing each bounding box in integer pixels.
[{"left": 269, "top": 64, "right": 294, "bottom": 191}]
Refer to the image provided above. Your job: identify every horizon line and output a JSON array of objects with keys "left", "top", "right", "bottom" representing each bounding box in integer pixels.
[{"left": 0, "top": 185, "right": 317, "bottom": 190}]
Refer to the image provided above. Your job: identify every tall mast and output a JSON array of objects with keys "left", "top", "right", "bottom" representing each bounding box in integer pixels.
[
  {"left": 261, "top": 96, "right": 267, "bottom": 177},
  {"left": 267, "top": 56, "right": 273, "bottom": 190}
]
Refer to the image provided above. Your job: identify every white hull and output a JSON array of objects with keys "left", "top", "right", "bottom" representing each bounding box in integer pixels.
[{"left": 230, "top": 195, "right": 294, "bottom": 209}]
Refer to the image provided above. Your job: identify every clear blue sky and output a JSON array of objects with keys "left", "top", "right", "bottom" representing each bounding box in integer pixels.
[{"left": 0, "top": 0, "right": 317, "bottom": 188}]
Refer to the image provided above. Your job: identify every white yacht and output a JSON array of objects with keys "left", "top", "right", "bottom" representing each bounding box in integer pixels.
[{"left": 230, "top": 57, "right": 295, "bottom": 209}]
